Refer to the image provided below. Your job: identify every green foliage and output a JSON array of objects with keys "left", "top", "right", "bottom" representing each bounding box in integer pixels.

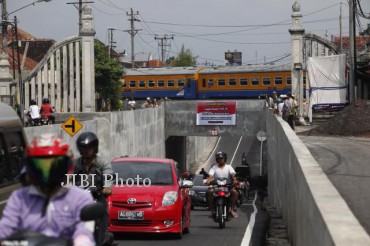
[
  {"left": 171, "top": 44, "right": 197, "bottom": 67},
  {"left": 94, "top": 40, "right": 124, "bottom": 111}
]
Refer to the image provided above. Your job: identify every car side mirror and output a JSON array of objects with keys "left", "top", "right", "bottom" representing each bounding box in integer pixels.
[
  {"left": 80, "top": 203, "right": 106, "bottom": 221},
  {"left": 180, "top": 180, "right": 193, "bottom": 189}
]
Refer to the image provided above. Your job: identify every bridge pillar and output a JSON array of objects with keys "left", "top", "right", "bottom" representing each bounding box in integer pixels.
[{"left": 80, "top": 4, "right": 96, "bottom": 112}]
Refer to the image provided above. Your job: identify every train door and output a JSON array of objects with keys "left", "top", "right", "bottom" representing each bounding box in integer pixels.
[{"left": 184, "top": 78, "right": 197, "bottom": 99}]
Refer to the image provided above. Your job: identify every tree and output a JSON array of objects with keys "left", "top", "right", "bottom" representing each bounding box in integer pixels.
[
  {"left": 171, "top": 44, "right": 197, "bottom": 67},
  {"left": 94, "top": 40, "right": 124, "bottom": 111}
]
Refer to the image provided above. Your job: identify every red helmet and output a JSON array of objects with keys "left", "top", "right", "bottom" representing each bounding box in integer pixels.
[{"left": 26, "top": 134, "right": 74, "bottom": 188}]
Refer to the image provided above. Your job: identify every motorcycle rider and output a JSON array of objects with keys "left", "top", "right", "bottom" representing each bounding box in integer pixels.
[
  {"left": 74, "top": 131, "right": 114, "bottom": 245},
  {"left": 206, "top": 151, "right": 238, "bottom": 218},
  {"left": 26, "top": 99, "right": 41, "bottom": 126},
  {"left": 0, "top": 134, "right": 95, "bottom": 246},
  {"left": 40, "top": 98, "right": 55, "bottom": 124}
]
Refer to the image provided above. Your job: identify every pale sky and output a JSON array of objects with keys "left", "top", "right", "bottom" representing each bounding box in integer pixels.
[{"left": 6, "top": 0, "right": 370, "bottom": 66}]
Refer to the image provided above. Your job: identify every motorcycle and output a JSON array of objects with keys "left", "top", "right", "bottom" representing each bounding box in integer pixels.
[
  {"left": 209, "top": 177, "right": 232, "bottom": 229},
  {"left": 0, "top": 203, "right": 106, "bottom": 246},
  {"left": 41, "top": 116, "right": 50, "bottom": 125},
  {"left": 85, "top": 187, "right": 114, "bottom": 246},
  {"left": 235, "top": 178, "right": 249, "bottom": 207}
]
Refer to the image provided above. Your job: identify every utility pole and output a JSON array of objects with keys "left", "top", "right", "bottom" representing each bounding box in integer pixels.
[
  {"left": 108, "top": 27, "right": 117, "bottom": 58},
  {"left": 125, "top": 8, "right": 141, "bottom": 68},
  {"left": 339, "top": 2, "right": 343, "bottom": 54},
  {"left": 154, "top": 34, "right": 174, "bottom": 66},
  {"left": 349, "top": 0, "right": 356, "bottom": 103},
  {"left": 66, "top": 0, "right": 94, "bottom": 32}
]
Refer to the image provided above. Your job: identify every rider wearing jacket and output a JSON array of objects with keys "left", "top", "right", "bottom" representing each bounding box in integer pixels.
[
  {"left": 0, "top": 134, "right": 95, "bottom": 246},
  {"left": 40, "top": 98, "right": 55, "bottom": 124},
  {"left": 206, "top": 151, "right": 238, "bottom": 218},
  {"left": 74, "top": 131, "right": 114, "bottom": 245}
]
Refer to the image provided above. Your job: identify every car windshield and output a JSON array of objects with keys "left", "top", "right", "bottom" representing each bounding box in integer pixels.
[
  {"left": 111, "top": 161, "right": 174, "bottom": 185},
  {"left": 193, "top": 175, "right": 205, "bottom": 186}
]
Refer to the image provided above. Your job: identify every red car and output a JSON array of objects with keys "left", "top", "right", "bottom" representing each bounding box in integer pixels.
[{"left": 107, "top": 157, "right": 193, "bottom": 238}]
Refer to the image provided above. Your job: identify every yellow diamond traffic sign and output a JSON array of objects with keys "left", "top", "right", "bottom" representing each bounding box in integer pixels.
[{"left": 62, "top": 116, "right": 83, "bottom": 137}]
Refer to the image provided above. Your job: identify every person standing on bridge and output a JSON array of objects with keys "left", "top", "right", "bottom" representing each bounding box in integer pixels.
[{"left": 206, "top": 151, "right": 239, "bottom": 218}]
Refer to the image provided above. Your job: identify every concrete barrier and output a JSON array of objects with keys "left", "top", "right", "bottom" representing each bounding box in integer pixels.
[{"left": 266, "top": 113, "right": 370, "bottom": 245}]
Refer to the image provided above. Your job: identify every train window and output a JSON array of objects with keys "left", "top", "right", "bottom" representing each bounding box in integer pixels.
[
  {"left": 122, "top": 82, "right": 127, "bottom": 88},
  {"left": 263, "top": 78, "right": 270, "bottom": 85},
  {"left": 228, "top": 78, "right": 237, "bottom": 86},
  {"left": 178, "top": 80, "right": 185, "bottom": 87},
  {"left": 251, "top": 78, "right": 259, "bottom": 85},
  {"left": 240, "top": 78, "right": 247, "bottom": 86},
  {"left": 158, "top": 80, "right": 165, "bottom": 87},
  {"left": 129, "top": 81, "right": 136, "bottom": 88},
  {"left": 202, "top": 78, "right": 206, "bottom": 87},
  {"left": 139, "top": 80, "right": 145, "bottom": 87},
  {"left": 286, "top": 77, "right": 292, "bottom": 84},
  {"left": 274, "top": 77, "right": 283, "bottom": 85},
  {"left": 168, "top": 80, "right": 175, "bottom": 87},
  {"left": 208, "top": 79, "right": 213, "bottom": 87},
  {"left": 148, "top": 80, "right": 155, "bottom": 87},
  {"left": 218, "top": 79, "right": 225, "bottom": 86}
]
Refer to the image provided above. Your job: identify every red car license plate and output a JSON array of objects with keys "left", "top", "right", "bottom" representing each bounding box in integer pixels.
[{"left": 118, "top": 211, "right": 144, "bottom": 220}]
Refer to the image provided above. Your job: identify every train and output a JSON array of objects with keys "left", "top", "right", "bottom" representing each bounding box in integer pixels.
[{"left": 121, "top": 64, "right": 304, "bottom": 99}]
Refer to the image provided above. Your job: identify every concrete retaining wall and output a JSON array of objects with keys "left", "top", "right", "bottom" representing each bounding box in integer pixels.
[
  {"left": 266, "top": 113, "right": 370, "bottom": 245},
  {"left": 24, "top": 104, "right": 215, "bottom": 169},
  {"left": 25, "top": 106, "right": 166, "bottom": 161}
]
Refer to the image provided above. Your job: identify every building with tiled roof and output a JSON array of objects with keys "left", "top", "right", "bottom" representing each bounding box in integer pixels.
[{"left": 0, "top": 28, "right": 55, "bottom": 77}]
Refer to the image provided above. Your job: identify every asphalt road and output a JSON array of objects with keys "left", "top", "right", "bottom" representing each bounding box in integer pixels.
[
  {"left": 0, "top": 135, "right": 269, "bottom": 246},
  {"left": 299, "top": 135, "right": 370, "bottom": 235}
]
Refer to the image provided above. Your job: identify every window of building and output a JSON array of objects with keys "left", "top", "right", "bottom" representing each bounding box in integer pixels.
[
  {"left": 286, "top": 77, "right": 292, "bottom": 85},
  {"left": 178, "top": 80, "right": 185, "bottom": 87},
  {"left": 218, "top": 79, "right": 225, "bottom": 86},
  {"left": 263, "top": 77, "right": 271, "bottom": 85},
  {"left": 240, "top": 78, "right": 247, "bottom": 86},
  {"left": 138, "top": 80, "right": 145, "bottom": 87},
  {"left": 129, "top": 81, "right": 136, "bottom": 88},
  {"left": 251, "top": 78, "right": 259, "bottom": 85},
  {"left": 274, "top": 77, "right": 283, "bottom": 85},
  {"left": 168, "top": 80, "right": 175, "bottom": 87},
  {"left": 303, "top": 77, "right": 306, "bottom": 85},
  {"left": 158, "top": 80, "right": 165, "bottom": 87},
  {"left": 228, "top": 78, "right": 237, "bottom": 86},
  {"left": 148, "top": 80, "right": 155, "bottom": 87}
]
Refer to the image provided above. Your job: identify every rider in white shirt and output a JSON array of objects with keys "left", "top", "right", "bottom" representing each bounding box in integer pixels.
[{"left": 206, "top": 151, "right": 238, "bottom": 218}]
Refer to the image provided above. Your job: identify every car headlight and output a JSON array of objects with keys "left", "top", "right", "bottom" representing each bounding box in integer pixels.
[
  {"left": 162, "top": 191, "right": 178, "bottom": 206},
  {"left": 189, "top": 190, "right": 196, "bottom": 196}
]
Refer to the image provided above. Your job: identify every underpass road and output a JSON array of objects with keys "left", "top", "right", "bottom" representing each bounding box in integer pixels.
[{"left": 112, "top": 195, "right": 268, "bottom": 246}]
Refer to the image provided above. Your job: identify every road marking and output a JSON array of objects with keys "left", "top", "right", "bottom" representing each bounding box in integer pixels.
[
  {"left": 230, "top": 136, "right": 243, "bottom": 167},
  {"left": 240, "top": 191, "right": 257, "bottom": 246},
  {"left": 0, "top": 199, "right": 8, "bottom": 205}
]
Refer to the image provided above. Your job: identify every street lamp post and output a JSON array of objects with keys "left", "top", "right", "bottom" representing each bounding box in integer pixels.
[{"left": 294, "top": 62, "right": 307, "bottom": 125}]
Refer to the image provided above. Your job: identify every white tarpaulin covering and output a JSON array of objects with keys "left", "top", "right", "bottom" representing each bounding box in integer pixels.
[{"left": 307, "top": 54, "right": 348, "bottom": 122}]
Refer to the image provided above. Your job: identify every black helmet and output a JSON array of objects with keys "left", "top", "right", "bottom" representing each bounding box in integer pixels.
[
  {"left": 76, "top": 132, "right": 99, "bottom": 154},
  {"left": 43, "top": 98, "right": 49, "bottom": 104},
  {"left": 30, "top": 99, "right": 36, "bottom": 105},
  {"left": 215, "top": 151, "right": 227, "bottom": 162}
]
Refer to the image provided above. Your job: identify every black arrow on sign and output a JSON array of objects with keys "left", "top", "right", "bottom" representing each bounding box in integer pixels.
[{"left": 64, "top": 120, "right": 75, "bottom": 133}]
